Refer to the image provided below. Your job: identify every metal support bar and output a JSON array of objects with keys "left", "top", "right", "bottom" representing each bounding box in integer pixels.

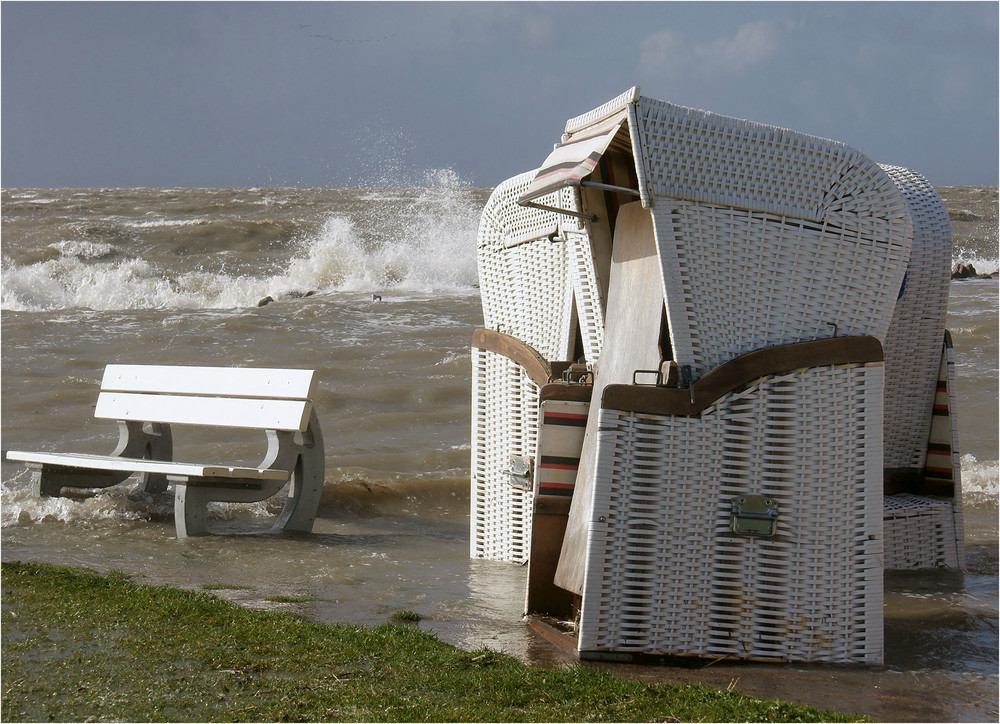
[{"left": 579, "top": 180, "right": 642, "bottom": 196}]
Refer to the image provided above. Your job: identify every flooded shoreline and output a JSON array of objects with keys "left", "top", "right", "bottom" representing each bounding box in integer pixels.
[{"left": 2, "top": 186, "right": 996, "bottom": 722}]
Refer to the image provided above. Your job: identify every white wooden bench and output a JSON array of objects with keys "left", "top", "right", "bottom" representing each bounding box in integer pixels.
[{"left": 5, "top": 364, "right": 325, "bottom": 538}]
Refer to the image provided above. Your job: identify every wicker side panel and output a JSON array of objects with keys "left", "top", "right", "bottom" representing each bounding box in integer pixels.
[
  {"left": 477, "top": 173, "right": 576, "bottom": 363},
  {"left": 883, "top": 338, "right": 966, "bottom": 570},
  {"left": 880, "top": 166, "right": 953, "bottom": 469},
  {"left": 577, "top": 363, "right": 884, "bottom": 664},
  {"left": 565, "top": 229, "right": 606, "bottom": 364},
  {"left": 632, "top": 96, "right": 907, "bottom": 228},
  {"left": 564, "top": 87, "right": 641, "bottom": 136},
  {"left": 883, "top": 494, "right": 959, "bottom": 569},
  {"left": 470, "top": 347, "right": 539, "bottom": 563},
  {"left": 653, "top": 202, "right": 909, "bottom": 377},
  {"left": 629, "top": 97, "right": 910, "bottom": 378},
  {"left": 942, "top": 341, "right": 967, "bottom": 569}
]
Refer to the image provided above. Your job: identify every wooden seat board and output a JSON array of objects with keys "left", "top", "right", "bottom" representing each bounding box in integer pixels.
[
  {"left": 554, "top": 202, "right": 664, "bottom": 595},
  {"left": 102, "top": 364, "right": 316, "bottom": 400},
  {"left": 94, "top": 392, "right": 312, "bottom": 431},
  {"left": 5, "top": 450, "right": 288, "bottom": 480}
]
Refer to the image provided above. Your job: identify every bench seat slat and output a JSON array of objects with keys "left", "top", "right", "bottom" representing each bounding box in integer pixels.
[
  {"left": 102, "top": 365, "right": 317, "bottom": 400},
  {"left": 5, "top": 450, "right": 288, "bottom": 480},
  {"left": 95, "top": 392, "right": 312, "bottom": 431}
]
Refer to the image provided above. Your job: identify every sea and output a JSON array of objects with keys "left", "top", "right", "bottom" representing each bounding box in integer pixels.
[{"left": 1, "top": 178, "right": 997, "bottom": 722}]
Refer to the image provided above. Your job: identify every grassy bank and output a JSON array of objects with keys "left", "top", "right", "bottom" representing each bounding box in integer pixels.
[{"left": 1, "top": 562, "right": 862, "bottom": 722}]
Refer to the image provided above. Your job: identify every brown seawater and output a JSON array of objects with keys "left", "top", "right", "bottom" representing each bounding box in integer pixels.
[{"left": 2, "top": 183, "right": 996, "bottom": 721}]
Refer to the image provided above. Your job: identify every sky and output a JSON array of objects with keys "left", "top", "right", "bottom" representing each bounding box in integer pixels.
[{"left": 2, "top": 1, "right": 997, "bottom": 188}]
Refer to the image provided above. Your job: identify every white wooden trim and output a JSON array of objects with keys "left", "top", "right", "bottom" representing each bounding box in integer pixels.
[
  {"left": 95, "top": 392, "right": 312, "bottom": 431},
  {"left": 5, "top": 450, "right": 288, "bottom": 480},
  {"left": 101, "top": 365, "right": 316, "bottom": 400}
]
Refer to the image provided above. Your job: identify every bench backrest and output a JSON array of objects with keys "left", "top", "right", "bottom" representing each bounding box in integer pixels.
[{"left": 94, "top": 365, "right": 317, "bottom": 432}]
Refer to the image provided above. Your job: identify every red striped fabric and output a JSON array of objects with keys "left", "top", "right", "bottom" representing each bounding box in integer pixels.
[{"left": 517, "top": 120, "right": 627, "bottom": 204}]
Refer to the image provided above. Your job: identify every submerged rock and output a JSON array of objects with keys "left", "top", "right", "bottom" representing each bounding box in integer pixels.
[
  {"left": 257, "top": 291, "right": 318, "bottom": 307},
  {"left": 951, "top": 263, "right": 997, "bottom": 280},
  {"left": 952, "top": 263, "right": 978, "bottom": 279}
]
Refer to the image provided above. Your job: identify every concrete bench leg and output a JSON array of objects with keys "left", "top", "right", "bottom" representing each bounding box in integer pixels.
[
  {"left": 29, "top": 464, "right": 130, "bottom": 497},
  {"left": 171, "top": 479, "right": 212, "bottom": 538},
  {"left": 272, "top": 411, "right": 326, "bottom": 534},
  {"left": 115, "top": 421, "right": 173, "bottom": 495}
]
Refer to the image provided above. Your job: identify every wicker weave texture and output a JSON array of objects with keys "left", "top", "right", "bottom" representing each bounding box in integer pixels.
[
  {"left": 632, "top": 97, "right": 910, "bottom": 228},
  {"left": 478, "top": 172, "right": 577, "bottom": 363},
  {"left": 564, "top": 87, "right": 640, "bottom": 137},
  {"left": 614, "top": 96, "right": 912, "bottom": 378},
  {"left": 942, "top": 340, "right": 967, "bottom": 569},
  {"left": 880, "top": 166, "right": 953, "bottom": 469},
  {"left": 470, "top": 346, "right": 539, "bottom": 563},
  {"left": 474, "top": 171, "right": 613, "bottom": 561},
  {"left": 577, "top": 363, "right": 885, "bottom": 664},
  {"left": 565, "top": 228, "right": 606, "bottom": 364},
  {"left": 882, "top": 338, "right": 966, "bottom": 570},
  {"left": 653, "top": 201, "right": 909, "bottom": 377},
  {"left": 883, "top": 494, "right": 959, "bottom": 569}
]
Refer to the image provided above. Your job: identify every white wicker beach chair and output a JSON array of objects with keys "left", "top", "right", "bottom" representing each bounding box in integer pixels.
[
  {"left": 471, "top": 173, "right": 580, "bottom": 563},
  {"left": 473, "top": 87, "right": 934, "bottom": 665},
  {"left": 879, "top": 166, "right": 965, "bottom": 570}
]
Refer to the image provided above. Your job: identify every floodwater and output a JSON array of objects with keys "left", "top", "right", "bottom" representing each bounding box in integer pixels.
[{"left": 2, "top": 184, "right": 997, "bottom": 721}]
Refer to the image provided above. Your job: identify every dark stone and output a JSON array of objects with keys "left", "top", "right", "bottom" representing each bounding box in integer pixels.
[{"left": 257, "top": 296, "right": 274, "bottom": 307}]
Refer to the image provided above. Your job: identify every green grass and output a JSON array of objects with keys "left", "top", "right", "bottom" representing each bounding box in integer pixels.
[
  {"left": 390, "top": 609, "right": 423, "bottom": 623},
  {"left": 1, "top": 562, "right": 865, "bottom": 722},
  {"left": 201, "top": 583, "right": 254, "bottom": 591},
  {"left": 265, "top": 594, "right": 317, "bottom": 603}
]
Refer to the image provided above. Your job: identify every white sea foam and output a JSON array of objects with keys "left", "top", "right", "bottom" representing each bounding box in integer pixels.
[
  {"left": 1, "top": 254, "right": 203, "bottom": 311},
  {"left": 961, "top": 454, "right": 999, "bottom": 505},
  {"left": 50, "top": 239, "right": 119, "bottom": 259},
  {"left": 124, "top": 218, "right": 204, "bottom": 229},
  {"left": 953, "top": 248, "right": 999, "bottom": 275},
  {"left": 1, "top": 177, "right": 481, "bottom": 312},
  {"left": 0, "top": 477, "right": 282, "bottom": 530},
  {"left": 288, "top": 174, "right": 480, "bottom": 294},
  {"left": 0, "top": 476, "right": 168, "bottom": 528}
]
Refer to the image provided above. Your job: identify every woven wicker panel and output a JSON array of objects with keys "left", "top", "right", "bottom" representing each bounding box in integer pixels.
[
  {"left": 941, "top": 340, "right": 967, "bottom": 569},
  {"left": 883, "top": 494, "right": 959, "bottom": 569},
  {"left": 632, "top": 96, "right": 909, "bottom": 228},
  {"left": 577, "top": 363, "right": 884, "bottom": 664},
  {"left": 880, "top": 166, "right": 952, "bottom": 469},
  {"left": 564, "top": 87, "right": 640, "bottom": 137},
  {"left": 477, "top": 173, "right": 577, "bottom": 363},
  {"left": 565, "top": 229, "right": 606, "bottom": 364},
  {"left": 654, "top": 201, "right": 909, "bottom": 377},
  {"left": 622, "top": 96, "right": 910, "bottom": 378},
  {"left": 470, "top": 346, "right": 539, "bottom": 563}
]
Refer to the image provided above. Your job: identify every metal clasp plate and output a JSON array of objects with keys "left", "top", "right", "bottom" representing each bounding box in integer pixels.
[
  {"left": 505, "top": 456, "right": 533, "bottom": 491},
  {"left": 730, "top": 494, "right": 778, "bottom": 537}
]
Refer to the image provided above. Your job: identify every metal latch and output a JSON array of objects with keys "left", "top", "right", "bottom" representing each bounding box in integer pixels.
[
  {"left": 562, "top": 363, "right": 592, "bottom": 384},
  {"left": 505, "top": 456, "right": 533, "bottom": 491},
  {"left": 730, "top": 495, "right": 778, "bottom": 537}
]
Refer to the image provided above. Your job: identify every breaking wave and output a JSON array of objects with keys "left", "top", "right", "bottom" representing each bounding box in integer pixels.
[{"left": 1, "top": 172, "right": 482, "bottom": 312}]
